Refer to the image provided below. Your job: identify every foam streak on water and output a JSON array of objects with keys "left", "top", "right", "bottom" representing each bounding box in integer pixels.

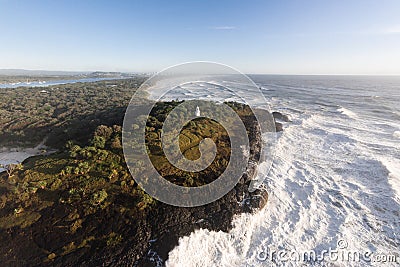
[{"left": 164, "top": 76, "right": 400, "bottom": 267}]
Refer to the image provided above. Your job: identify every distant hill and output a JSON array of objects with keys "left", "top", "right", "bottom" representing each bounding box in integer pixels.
[
  {"left": 0, "top": 69, "right": 86, "bottom": 76},
  {"left": 0, "top": 69, "right": 140, "bottom": 77}
]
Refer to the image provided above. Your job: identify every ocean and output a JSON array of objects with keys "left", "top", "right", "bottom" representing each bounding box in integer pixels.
[{"left": 164, "top": 75, "right": 400, "bottom": 266}]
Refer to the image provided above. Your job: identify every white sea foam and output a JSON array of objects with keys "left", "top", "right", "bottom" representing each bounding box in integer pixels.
[
  {"left": 378, "top": 157, "right": 400, "bottom": 201},
  {"left": 338, "top": 107, "right": 358, "bottom": 119},
  {"left": 145, "top": 76, "right": 400, "bottom": 266},
  {"left": 167, "top": 94, "right": 400, "bottom": 266}
]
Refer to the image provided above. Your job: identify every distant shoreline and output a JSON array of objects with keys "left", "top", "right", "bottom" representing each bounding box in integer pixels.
[
  {"left": 0, "top": 139, "right": 55, "bottom": 172},
  {"left": 0, "top": 77, "right": 128, "bottom": 89}
]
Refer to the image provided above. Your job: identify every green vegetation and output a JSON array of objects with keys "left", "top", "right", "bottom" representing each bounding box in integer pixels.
[
  {"left": 0, "top": 77, "right": 259, "bottom": 265},
  {"left": 143, "top": 101, "right": 232, "bottom": 186},
  {"left": 0, "top": 77, "right": 146, "bottom": 148},
  {"left": 0, "top": 163, "right": 23, "bottom": 181},
  {"left": 0, "top": 123, "right": 155, "bottom": 264}
]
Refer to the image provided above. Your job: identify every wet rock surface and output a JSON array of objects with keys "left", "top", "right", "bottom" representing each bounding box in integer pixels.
[{"left": 272, "top": 111, "right": 290, "bottom": 122}]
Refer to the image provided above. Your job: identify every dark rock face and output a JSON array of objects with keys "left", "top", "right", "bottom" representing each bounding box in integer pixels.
[
  {"left": 272, "top": 111, "right": 290, "bottom": 122},
  {"left": 273, "top": 111, "right": 291, "bottom": 132},
  {"left": 275, "top": 121, "right": 283, "bottom": 132},
  {"left": 85, "top": 109, "right": 268, "bottom": 267}
]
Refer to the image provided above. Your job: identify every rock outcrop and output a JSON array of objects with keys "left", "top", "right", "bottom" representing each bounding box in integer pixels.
[
  {"left": 95, "top": 104, "right": 268, "bottom": 266},
  {"left": 0, "top": 102, "right": 273, "bottom": 267},
  {"left": 272, "top": 111, "right": 290, "bottom": 122}
]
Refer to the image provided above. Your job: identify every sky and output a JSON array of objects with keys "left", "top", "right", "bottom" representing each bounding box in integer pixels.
[{"left": 1, "top": 0, "right": 400, "bottom": 74}]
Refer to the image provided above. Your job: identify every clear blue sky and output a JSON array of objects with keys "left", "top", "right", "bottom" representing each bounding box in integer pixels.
[{"left": 1, "top": 0, "right": 400, "bottom": 74}]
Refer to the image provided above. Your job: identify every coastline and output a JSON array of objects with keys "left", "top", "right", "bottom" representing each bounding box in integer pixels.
[
  {"left": 0, "top": 77, "right": 130, "bottom": 89},
  {"left": 0, "top": 140, "right": 49, "bottom": 173},
  {"left": 0, "top": 116, "right": 283, "bottom": 267},
  {"left": 0, "top": 139, "right": 55, "bottom": 172},
  {"left": 0, "top": 81, "right": 285, "bottom": 265},
  {"left": 0, "top": 101, "right": 275, "bottom": 266}
]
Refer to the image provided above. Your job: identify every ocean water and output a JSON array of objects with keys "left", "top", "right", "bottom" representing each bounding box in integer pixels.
[{"left": 162, "top": 75, "right": 400, "bottom": 266}]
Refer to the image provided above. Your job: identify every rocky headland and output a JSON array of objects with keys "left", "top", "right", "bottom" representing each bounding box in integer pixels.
[{"left": 0, "top": 100, "right": 287, "bottom": 266}]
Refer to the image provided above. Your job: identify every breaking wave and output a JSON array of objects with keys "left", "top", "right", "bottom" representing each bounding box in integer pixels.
[{"left": 166, "top": 76, "right": 400, "bottom": 266}]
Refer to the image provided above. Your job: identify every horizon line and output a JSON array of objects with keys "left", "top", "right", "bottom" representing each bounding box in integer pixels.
[{"left": 1, "top": 68, "right": 400, "bottom": 76}]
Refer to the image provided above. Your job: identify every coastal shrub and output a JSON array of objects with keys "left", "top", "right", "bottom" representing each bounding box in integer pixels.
[
  {"left": 0, "top": 78, "right": 145, "bottom": 148},
  {"left": 137, "top": 190, "right": 155, "bottom": 210},
  {"left": 50, "top": 178, "right": 62, "bottom": 190},
  {"left": 108, "top": 169, "right": 119, "bottom": 183},
  {"left": 110, "top": 136, "right": 122, "bottom": 150},
  {"left": 91, "top": 189, "right": 108, "bottom": 206},
  {"left": 92, "top": 135, "right": 106, "bottom": 149},
  {"left": 96, "top": 149, "right": 109, "bottom": 161},
  {"left": 94, "top": 125, "right": 113, "bottom": 141},
  {"left": 65, "top": 140, "right": 74, "bottom": 149},
  {"left": 79, "top": 147, "right": 95, "bottom": 159},
  {"left": 77, "top": 162, "right": 91, "bottom": 174},
  {"left": 62, "top": 166, "right": 74, "bottom": 175},
  {"left": 69, "top": 145, "right": 81, "bottom": 158}
]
